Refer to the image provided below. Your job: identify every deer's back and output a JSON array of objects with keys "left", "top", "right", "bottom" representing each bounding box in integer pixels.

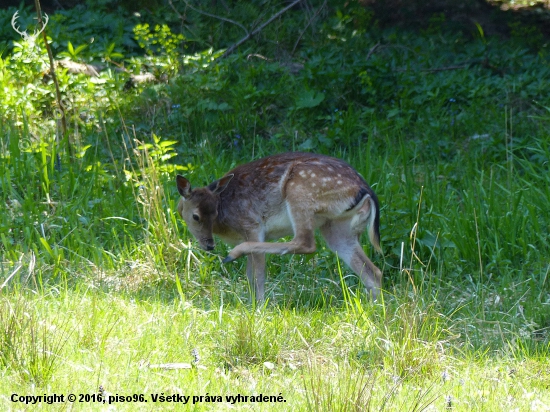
[{"left": 215, "top": 153, "right": 375, "bottom": 241}]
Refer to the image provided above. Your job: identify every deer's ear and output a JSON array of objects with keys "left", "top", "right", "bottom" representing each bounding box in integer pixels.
[
  {"left": 176, "top": 175, "right": 192, "bottom": 198},
  {"left": 212, "top": 174, "right": 234, "bottom": 195}
]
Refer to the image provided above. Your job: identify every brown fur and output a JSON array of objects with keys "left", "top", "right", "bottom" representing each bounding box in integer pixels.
[{"left": 176, "top": 152, "right": 382, "bottom": 301}]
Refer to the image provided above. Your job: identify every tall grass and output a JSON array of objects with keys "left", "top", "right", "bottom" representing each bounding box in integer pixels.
[
  {"left": 1, "top": 4, "right": 549, "bottom": 409},
  {"left": 0, "top": 291, "right": 73, "bottom": 386}
]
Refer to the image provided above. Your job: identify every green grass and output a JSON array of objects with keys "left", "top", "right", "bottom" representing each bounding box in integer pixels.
[
  {"left": 0, "top": 285, "right": 548, "bottom": 411},
  {"left": 2, "top": 111, "right": 550, "bottom": 409},
  {"left": 1, "top": 1, "right": 550, "bottom": 410}
]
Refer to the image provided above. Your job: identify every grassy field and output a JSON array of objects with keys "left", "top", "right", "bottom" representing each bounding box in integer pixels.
[{"left": 1, "top": 1, "right": 550, "bottom": 410}]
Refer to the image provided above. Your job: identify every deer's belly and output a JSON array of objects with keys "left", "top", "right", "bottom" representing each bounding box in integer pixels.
[{"left": 263, "top": 207, "right": 294, "bottom": 240}]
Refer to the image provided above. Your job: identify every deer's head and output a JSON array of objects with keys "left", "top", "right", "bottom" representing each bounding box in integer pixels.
[{"left": 176, "top": 174, "right": 233, "bottom": 251}]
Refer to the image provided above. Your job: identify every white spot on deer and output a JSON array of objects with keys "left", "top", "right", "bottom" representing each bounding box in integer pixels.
[
  {"left": 337, "top": 180, "right": 342, "bottom": 185},
  {"left": 299, "top": 170, "right": 306, "bottom": 178},
  {"left": 289, "top": 182, "right": 295, "bottom": 186},
  {"left": 311, "top": 173, "right": 316, "bottom": 178},
  {"left": 328, "top": 167, "right": 334, "bottom": 172},
  {"left": 311, "top": 183, "right": 316, "bottom": 188}
]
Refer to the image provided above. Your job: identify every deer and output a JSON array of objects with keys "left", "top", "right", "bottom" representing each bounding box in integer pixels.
[{"left": 176, "top": 152, "right": 382, "bottom": 302}]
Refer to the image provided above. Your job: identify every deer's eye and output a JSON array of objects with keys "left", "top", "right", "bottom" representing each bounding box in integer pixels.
[{"left": 192, "top": 213, "right": 200, "bottom": 222}]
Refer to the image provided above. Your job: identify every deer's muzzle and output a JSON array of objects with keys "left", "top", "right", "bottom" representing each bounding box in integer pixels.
[{"left": 202, "top": 238, "right": 215, "bottom": 251}]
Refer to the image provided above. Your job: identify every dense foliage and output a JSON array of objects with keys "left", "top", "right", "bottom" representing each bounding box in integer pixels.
[{"left": 0, "top": 1, "right": 548, "bottom": 410}]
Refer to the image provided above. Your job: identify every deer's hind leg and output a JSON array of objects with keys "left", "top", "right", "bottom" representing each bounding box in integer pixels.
[{"left": 320, "top": 219, "right": 382, "bottom": 300}]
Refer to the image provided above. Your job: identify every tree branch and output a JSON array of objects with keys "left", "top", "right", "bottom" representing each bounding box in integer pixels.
[
  {"left": 221, "top": 0, "right": 303, "bottom": 59},
  {"left": 291, "top": 0, "right": 327, "bottom": 56},
  {"left": 181, "top": 0, "right": 248, "bottom": 36},
  {"left": 365, "top": 42, "right": 381, "bottom": 62},
  {"left": 34, "top": 0, "right": 72, "bottom": 161}
]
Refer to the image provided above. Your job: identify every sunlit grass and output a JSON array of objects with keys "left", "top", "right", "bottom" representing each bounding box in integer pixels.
[{"left": 0, "top": 284, "right": 548, "bottom": 411}]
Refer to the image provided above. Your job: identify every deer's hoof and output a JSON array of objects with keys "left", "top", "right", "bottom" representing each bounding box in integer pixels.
[{"left": 222, "top": 255, "right": 235, "bottom": 264}]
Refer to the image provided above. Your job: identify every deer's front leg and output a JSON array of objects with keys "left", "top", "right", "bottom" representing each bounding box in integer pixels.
[
  {"left": 246, "top": 253, "right": 266, "bottom": 301},
  {"left": 222, "top": 244, "right": 247, "bottom": 263},
  {"left": 222, "top": 229, "right": 265, "bottom": 263},
  {"left": 222, "top": 235, "right": 316, "bottom": 262}
]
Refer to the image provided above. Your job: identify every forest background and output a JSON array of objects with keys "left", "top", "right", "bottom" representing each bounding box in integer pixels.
[{"left": 0, "top": 0, "right": 549, "bottom": 410}]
